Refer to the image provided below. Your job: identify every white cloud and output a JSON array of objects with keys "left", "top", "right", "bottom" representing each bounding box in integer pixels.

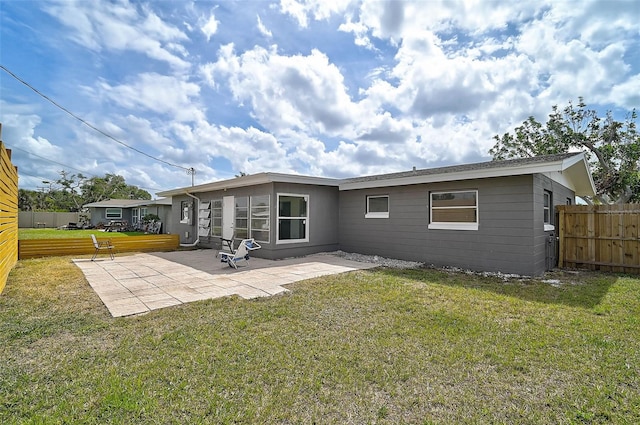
[
  {"left": 204, "top": 44, "right": 359, "bottom": 137},
  {"left": 43, "top": 0, "right": 190, "bottom": 70},
  {"left": 278, "top": 0, "right": 353, "bottom": 28},
  {"left": 257, "top": 15, "right": 272, "bottom": 37},
  {"left": 201, "top": 13, "right": 219, "bottom": 41},
  {"left": 95, "top": 73, "right": 205, "bottom": 123}
]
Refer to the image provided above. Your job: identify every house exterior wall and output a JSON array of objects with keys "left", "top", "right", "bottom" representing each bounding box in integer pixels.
[
  {"left": 532, "top": 174, "right": 575, "bottom": 273},
  {"left": 88, "top": 207, "right": 133, "bottom": 227},
  {"left": 338, "top": 174, "right": 574, "bottom": 276},
  {"left": 172, "top": 183, "right": 339, "bottom": 258}
]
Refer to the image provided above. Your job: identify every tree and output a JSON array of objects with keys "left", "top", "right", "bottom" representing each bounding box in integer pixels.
[
  {"left": 80, "top": 174, "right": 151, "bottom": 204},
  {"left": 489, "top": 98, "right": 640, "bottom": 204},
  {"left": 18, "top": 172, "right": 151, "bottom": 211}
]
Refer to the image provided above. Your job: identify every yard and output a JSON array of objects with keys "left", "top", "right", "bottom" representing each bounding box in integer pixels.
[
  {"left": 18, "top": 228, "right": 146, "bottom": 240},
  {"left": 1, "top": 257, "right": 639, "bottom": 424}
]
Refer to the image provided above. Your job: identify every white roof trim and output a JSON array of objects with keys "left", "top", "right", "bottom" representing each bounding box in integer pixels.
[
  {"left": 339, "top": 153, "right": 596, "bottom": 196},
  {"left": 157, "top": 173, "right": 340, "bottom": 197}
]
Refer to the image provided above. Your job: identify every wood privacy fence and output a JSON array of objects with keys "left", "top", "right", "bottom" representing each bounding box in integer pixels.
[
  {"left": 0, "top": 137, "right": 19, "bottom": 293},
  {"left": 557, "top": 205, "right": 640, "bottom": 274},
  {"left": 18, "top": 234, "right": 180, "bottom": 260}
]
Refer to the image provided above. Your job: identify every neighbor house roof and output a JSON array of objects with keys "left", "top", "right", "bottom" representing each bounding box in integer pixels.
[
  {"left": 339, "top": 152, "right": 596, "bottom": 196},
  {"left": 83, "top": 198, "right": 172, "bottom": 208},
  {"left": 157, "top": 173, "right": 340, "bottom": 197},
  {"left": 157, "top": 153, "right": 596, "bottom": 198}
]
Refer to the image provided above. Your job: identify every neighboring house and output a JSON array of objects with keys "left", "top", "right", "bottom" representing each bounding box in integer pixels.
[
  {"left": 83, "top": 198, "right": 173, "bottom": 233},
  {"left": 157, "top": 153, "right": 596, "bottom": 276}
]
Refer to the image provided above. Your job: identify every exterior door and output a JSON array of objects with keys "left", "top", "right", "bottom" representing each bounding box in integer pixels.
[{"left": 222, "top": 196, "right": 234, "bottom": 240}]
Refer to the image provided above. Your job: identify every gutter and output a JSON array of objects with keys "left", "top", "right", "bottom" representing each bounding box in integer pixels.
[{"left": 180, "top": 191, "right": 200, "bottom": 247}]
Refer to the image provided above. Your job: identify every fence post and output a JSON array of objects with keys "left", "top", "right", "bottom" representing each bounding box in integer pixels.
[{"left": 557, "top": 206, "right": 565, "bottom": 268}]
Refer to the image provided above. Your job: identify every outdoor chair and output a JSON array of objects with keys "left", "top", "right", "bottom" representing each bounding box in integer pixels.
[
  {"left": 221, "top": 237, "right": 235, "bottom": 253},
  {"left": 91, "top": 234, "right": 114, "bottom": 261},
  {"left": 218, "top": 238, "right": 261, "bottom": 269}
]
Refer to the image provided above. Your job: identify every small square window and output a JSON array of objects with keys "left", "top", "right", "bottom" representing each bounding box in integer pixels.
[{"left": 365, "top": 195, "right": 389, "bottom": 218}]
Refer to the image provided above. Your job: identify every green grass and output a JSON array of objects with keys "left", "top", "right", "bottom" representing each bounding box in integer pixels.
[
  {"left": 18, "top": 228, "right": 146, "bottom": 240},
  {"left": 1, "top": 258, "right": 639, "bottom": 424}
]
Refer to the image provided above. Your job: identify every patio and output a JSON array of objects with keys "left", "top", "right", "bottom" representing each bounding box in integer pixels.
[{"left": 73, "top": 250, "right": 378, "bottom": 317}]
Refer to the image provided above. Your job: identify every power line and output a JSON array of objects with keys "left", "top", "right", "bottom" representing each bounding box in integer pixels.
[
  {"left": 11, "top": 144, "right": 166, "bottom": 193},
  {"left": 1, "top": 64, "right": 193, "bottom": 172},
  {"left": 9, "top": 144, "right": 97, "bottom": 177}
]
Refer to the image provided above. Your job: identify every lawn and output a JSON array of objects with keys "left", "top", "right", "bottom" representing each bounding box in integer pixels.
[
  {"left": 1, "top": 258, "right": 639, "bottom": 424},
  {"left": 18, "top": 228, "right": 146, "bottom": 240}
]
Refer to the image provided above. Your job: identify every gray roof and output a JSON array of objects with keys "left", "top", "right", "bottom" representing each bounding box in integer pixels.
[
  {"left": 339, "top": 152, "right": 596, "bottom": 196},
  {"left": 83, "top": 198, "right": 172, "bottom": 208},
  {"left": 342, "top": 153, "right": 581, "bottom": 184},
  {"left": 157, "top": 152, "right": 596, "bottom": 198}
]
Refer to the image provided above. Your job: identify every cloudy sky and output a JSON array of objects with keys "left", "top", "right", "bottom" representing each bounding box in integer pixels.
[{"left": 2, "top": 0, "right": 639, "bottom": 195}]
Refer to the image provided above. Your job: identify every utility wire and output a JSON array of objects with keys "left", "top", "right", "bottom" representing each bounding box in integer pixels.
[
  {"left": 11, "top": 144, "right": 166, "bottom": 193},
  {"left": 1, "top": 64, "right": 193, "bottom": 172},
  {"left": 9, "top": 144, "right": 97, "bottom": 177}
]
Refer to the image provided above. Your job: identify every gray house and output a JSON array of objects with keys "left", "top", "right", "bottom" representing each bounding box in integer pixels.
[
  {"left": 83, "top": 198, "right": 173, "bottom": 233},
  {"left": 158, "top": 153, "right": 595, "bottom": 276}
]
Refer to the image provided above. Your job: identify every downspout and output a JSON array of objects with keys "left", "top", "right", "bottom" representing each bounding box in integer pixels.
[{"left": 180, "top": 191, "right": 200, "bottom": 247}]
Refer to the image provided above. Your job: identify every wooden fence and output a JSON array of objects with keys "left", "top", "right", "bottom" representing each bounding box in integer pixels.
[
  {"left": 558, "top": 204, "right": 640, "bottom": 274},
  {"left": 18, "top": 234, "right": 180, "bottom": 260},
  {"left": 0, "top": 134, "right": 19, "bottom": 293}
]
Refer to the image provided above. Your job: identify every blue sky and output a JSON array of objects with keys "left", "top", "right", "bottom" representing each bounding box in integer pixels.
[{"left": 1, "top": 0, "right": 639, "bottom": 196}]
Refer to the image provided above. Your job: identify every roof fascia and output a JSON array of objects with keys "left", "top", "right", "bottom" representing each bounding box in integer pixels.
[
  {"left": 339, "top": 154, "right": 588, "bottom": 191},
  {"left": 157, "top": 173, "right": 340, "bottom": 197}
]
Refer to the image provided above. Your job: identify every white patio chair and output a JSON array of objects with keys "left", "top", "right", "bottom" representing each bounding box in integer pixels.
[
  {"left": 91, "top": 234, "right": 115, "bottom": 261},
  {"left": 218, "top": 238, "right": 261, "bottom": 269}
]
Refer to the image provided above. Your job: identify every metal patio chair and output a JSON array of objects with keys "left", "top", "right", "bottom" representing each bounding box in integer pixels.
[
  {"left": 91, "top": 234, "right": 115, "bottom": 261},
  {"left": 218, "top": 238, "right": 261, "bottom": 269}
]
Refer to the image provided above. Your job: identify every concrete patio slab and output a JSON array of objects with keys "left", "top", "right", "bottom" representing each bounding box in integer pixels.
[{"left": 73, "top": 250, "right": 378, "bottom": 317}]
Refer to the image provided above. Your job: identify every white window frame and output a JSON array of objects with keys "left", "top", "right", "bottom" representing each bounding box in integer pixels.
[
  {"left": 276, "top": 193, "right": 309, "bottom": 244},
  {"left": 250, "top": 195, "right": 270, "bottom": 243},
  {"left": 180, "top": 201, "right": 192, "bottom": 224},
  {"left": 365, "top": 195, "right": 389, "bottom": 219},
  {"left": 544, "top": 191, "right": 555, "bottom": 231},
  {"left": 105, "top": 208, "right": 122, "bottom": 219},
  {"left": 211, "top": 199, "right": 223, "bottom": 237},
  {"left": 428, "top": 190, "right": 478, "bottom": 231},
  {"left": 234, "top": 196, "right": 250, "bottom": 240},
  {"left": 132, "top": 208, "right": 139, "bottom": 224}
]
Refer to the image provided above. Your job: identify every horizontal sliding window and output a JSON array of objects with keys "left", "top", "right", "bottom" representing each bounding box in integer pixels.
[
  {"left": 105, "top": 208, "right": 122, "bottom": 219},
  {"left": 429, "top": 190, "right": 478, "bottom": 230}
]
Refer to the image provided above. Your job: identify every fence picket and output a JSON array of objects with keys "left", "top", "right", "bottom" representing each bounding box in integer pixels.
[{"left": 557, "top": 205, "right": 640, "bottom": 274}]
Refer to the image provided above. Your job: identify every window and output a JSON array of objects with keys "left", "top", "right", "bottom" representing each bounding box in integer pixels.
[
  {"left": 366, "top": 195, "right": 389, "bottom": 218},
  {"left": 251, "top": 195, "right": 270, "bottom": 242},
  {"left": 132, "top": 208, "right": 139, "bottom": 224},
  {"left": 198, "top": 202, "right": 211, "bottom": 237},
  {"left": 429, "top": 190, "right": 478, "bottom": 230},
  {"left": 543, "top": 191, "right": 551, "bottom": 224},
  {"left": 180, "top": 201, "right": 192, "bottom": 224},
  {"left": 105, "top": 208, "right": 122, "bottom": 219},
  {"left": 211, "top": 199, "right": 222, "bottom": 237},
  {"left": 235, "top": 197, "right": 249, "bottom": 239},
  {"left": 277, "top": 194, "right": 308, "bottom": 243},
  {"left": 544, "top": 191, "right": 554, "bottom": 231}
]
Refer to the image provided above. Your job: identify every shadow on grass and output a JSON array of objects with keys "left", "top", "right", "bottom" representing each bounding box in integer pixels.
[{"left": 377, "top": 267, "right": 618, "bottom": 310}]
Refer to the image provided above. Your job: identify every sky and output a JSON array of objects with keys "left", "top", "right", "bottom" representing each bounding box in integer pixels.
[{"left": 1, "top": 0, "right": 639, "bottom": 196}]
